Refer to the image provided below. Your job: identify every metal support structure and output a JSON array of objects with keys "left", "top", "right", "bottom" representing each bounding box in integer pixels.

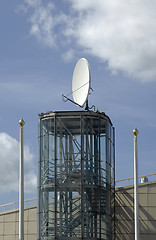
[
  {"left": 54, "top": 114, "right": 57, "bottom": 239},
  {"left": 37, "top": 120, "right": 41, "bottom": 240},
  {"left": 112, "top": 127, "right": 115, "bottom": 240},
  {"left": 44, "top": 132, "right": 49, "bottom": 236},
  {"left": 133, "top": 128, "right": 139, "bottom": 240},
  {"left": 80, "top": 115, "right": 84, "bottom": 238},
  {"left": 19, "top": 118, "right": 25, "bottom": 240},
  {"left": 38, "top": 111, "right": 115, "bottom": 240}
]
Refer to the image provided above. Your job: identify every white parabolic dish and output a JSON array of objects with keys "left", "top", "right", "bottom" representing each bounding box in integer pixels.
[{"left": 72, "top": 58, "right": 91, "bottom": 107}]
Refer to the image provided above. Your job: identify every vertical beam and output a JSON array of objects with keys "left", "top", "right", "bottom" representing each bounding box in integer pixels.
[
  {"left": 69, "top": 135, "right": 73, "bottom": 237},
  {"left": 44, "top": 132, "right": 49, "bottom": 236},
  {"left": 108, "top": 124, "right": 111, "bottom": 239},
  {"left": 37, "top": 119, "right": 41, "bottom": 240},
  {"left": 105, "top": 123, "right": 110, "bottom": 237},
  {"left": 112, "top": 127, "right": 115, "bottom": 240},
  {"left": 98, "top": 118, "right": 101, "bottom": 239},
  {"left": 94, "top": 134, "right": 98, "bottom": 238},
  {"left": 65, "top": 135, "right": 68, "bottom": 234},
  {"left": 85, "top": 119, "right": 89, "bottom": 238},
  {"left": 133, "top": 128, "right": 139, "bottom": 240},
  {"left": 59, "top": 132, "right": 63, "bottom": 234},
  {"left": 54, "top": 114, "right": 57, "bottom": 239},
  {"left": 19, "top": 118, "right": 25, "bottom": 240},
  {"left": 89, "top": 135, "right": 93, "bottom": 238},
  {"left": 81, "top": 114, "right": 84, "bottom": 238}
]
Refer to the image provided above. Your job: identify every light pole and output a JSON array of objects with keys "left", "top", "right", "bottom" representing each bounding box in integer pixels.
[
  {"left": 133, "top": 128, "right": 139, "bottom": 240},
  {"left": 19, "top": 118, "right": 25, "bottom": 240}
]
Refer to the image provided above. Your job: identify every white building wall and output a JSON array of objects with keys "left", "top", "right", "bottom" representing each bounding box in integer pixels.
[
  {"left": 0, "top": 181, "right": 156, "bottom": 240},
  {"left": 0, "top": 206, "right": 37, "bottom": 240},
  {"left": 115, "top": 181, "right": 156, "bottom": 240}
]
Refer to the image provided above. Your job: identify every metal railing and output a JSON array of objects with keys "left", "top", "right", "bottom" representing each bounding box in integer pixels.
[
  {"left": 0, "top": 198, "right": 37, "bottom": 212},
  {"left": 0, "top": 173, "right": 155, "bottom": 212},
  {"left": 115, "top": 173, "right": 156, "bottom": 187}
]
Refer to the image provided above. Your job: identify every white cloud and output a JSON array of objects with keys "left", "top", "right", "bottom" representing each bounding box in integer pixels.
[
  {"left": 25, "top": 0, "right": 41, "bottom": 8},
  {"left": 29, "top": 2, "right": 56, "bottom": 48},
  {"left": 62, "top": 49, "right": 75, "bottom": 62},
  {"left": 22, "top": 0, "right": 156, "bottom": 82},
  {"left": 0, "top": 133, "right": 37, "bottom": 193},
  {"left": 67, "top": 0, "right": 156, "bottom": 82},
  {"left": 23, "top": 0, "right": 69, "bottom": 48}
]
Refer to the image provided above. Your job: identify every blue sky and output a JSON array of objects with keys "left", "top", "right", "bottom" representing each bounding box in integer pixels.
[{"left": 0, "top": 0, "right": 156, "bottom": 205}]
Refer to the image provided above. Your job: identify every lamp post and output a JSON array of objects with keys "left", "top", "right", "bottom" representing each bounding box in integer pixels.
[
  {"left": 19, "top": 118, "right": 25, "bottom": 240},
  {"left": 133, "top": 128, "right": 139, "bottom": 240}
]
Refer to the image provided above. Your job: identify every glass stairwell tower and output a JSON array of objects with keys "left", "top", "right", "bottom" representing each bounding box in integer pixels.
[{"left": 38, "top": 110, "right": 115, "bottom": 240}]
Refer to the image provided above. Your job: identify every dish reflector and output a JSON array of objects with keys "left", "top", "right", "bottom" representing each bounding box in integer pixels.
[{"left": 72, "top": 58, "right": 91, "bottom": 107}]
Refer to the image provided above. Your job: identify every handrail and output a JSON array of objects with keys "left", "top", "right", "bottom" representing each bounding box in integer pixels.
[
  {"left": 115, "top": 173, "right": 156, "bottom": 186},
  {"left": 0, "top": 174, "right": 156, "bottom": 212},
  {"left": 0, "top": 198, "right": 37, "bottom": 212}
]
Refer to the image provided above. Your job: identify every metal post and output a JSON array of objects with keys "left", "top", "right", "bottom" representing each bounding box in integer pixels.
[
  {"left": 37, "top": 119, "right": 41, "bottom": 240},
  {"left": 44, "top": 132, "right": 49, "bottom": 236},
  {"left": 81, "top": 114, "right": 84, "bottom": 238},
  {"left": 19, "top": 118, "right": 25, "bottom": 240},
  {"left": 54, "top": 114, "right": 57, "bottom": 239},
  {"left": 133, "top": 128, "right": 139, "bottom": 240}
]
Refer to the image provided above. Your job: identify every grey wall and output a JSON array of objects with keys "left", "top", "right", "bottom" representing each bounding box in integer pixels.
[
  {"left": 115, "top": 181, "right": 156, "bottom": 240},
  {"left": 0, "top": 181, "right": 156, "bottom": 240},
  {"left": 0, "top": 205, "right": 37, "bottom": 240}
]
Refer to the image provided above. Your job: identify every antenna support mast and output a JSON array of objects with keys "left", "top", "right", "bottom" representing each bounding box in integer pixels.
[
  {"left": 19, "top": 118, "right": 25, "bottom": 240},
  {"left": 133, "top": 128, "right": 140, "bottom": 240}
]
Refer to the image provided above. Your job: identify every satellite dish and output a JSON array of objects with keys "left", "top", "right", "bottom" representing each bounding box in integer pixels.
[
  {"left": 62, "top": 57, "right": 95, "bottom": 110},
  {"left": 72, "top": 58, "right": 91, "bottom": 107}
]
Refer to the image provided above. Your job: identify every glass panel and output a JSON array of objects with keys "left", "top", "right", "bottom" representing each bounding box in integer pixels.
[{"left": 38, "top": 112, "right": 115, "bottom": 240}]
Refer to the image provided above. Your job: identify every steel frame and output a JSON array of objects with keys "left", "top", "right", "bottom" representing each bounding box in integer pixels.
[{"left": 38, "top": 111, "right": 115, "bottom": 240}]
